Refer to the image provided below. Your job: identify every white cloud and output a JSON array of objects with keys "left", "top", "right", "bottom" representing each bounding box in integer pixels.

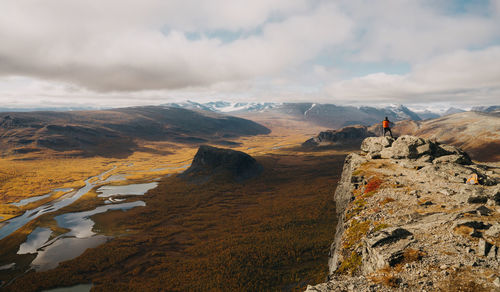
[
  {"left": 0, "top": 0, "right": 352, "bottom": 91},
  {"left": 0, "top": 0, "right": 499, "bottom": 107},
  {"left": 325, "top": 46, "right": 500, "bottom": 105},
  {"left": 340, "top": 0, "right": 500, "bottom": 63},
  {"left": 493, "top": 0, "right": 500, "bottom": 16}
]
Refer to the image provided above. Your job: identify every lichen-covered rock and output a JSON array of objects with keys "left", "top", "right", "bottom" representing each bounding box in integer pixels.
[
  {"left": 362, "top": 228, "right": 414, "bottom": 274},
  {"left": 389, "top": 135, "right": 426, "bottom": 159},
  {"left": 477, "top": 239, "right": 494, "bottom": 257},
  {"left": 328, "top": 153, "right": 367, "bottom": 274},
  {"left": 310, "top": 136, "right": 500, "bottom": 291},
  {"left": 439, "top": 144, "right": 467, "bottom": 156},
  {"left": 305, "top": 275, "right": 389, "bottom": 292},
  {"left": 433, "top": 154, "right": 471, "bottom": 165},
  {"left": 485, "top": 223, "right": 500, "bottom": 238},
  {"left": 380, "top": 147, "right": 394, "bottom": 159},
  {"left": 360, "top": 135, "right": 473, "bottom": 165},
  {"left": 416, "top": 143, "right": 433, "bottom": 156},
  {"left": 360, "top": 137, "right": 394, "bottom": 154}
]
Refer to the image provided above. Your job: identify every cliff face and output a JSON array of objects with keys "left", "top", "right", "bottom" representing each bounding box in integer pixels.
[
  {"left": 182, "top": 145, "right": 262, "bottom": 182},
  {"left": 307, "top": 136, "right": 500, "bottom": 291},
  {"left": 302, "top": 125, "right": 375, "bottom": 148}
]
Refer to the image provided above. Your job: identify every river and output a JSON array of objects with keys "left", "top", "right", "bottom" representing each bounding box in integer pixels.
[{"left": 0, "top": 166, "right": 159, "bottom": 276}]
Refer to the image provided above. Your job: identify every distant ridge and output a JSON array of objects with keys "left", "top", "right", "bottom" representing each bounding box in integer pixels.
[
  {"left": 0, "top": 106, "right": 104, "bottom": 112},
  {"left": 0, "top": 106, "right": 270, "bottom": 158},
  {"left": 165, "top": 101, "right": 425, "bottom": 128},
  {"left": 472, "top": 105, "right": 500, "bottom": 114}
]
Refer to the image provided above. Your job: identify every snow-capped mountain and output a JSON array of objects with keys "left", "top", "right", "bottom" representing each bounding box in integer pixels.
[
  {"left": 406, "top": 105, "right": 468, "bottom": 118},
  {"left": 164, "top": 101, "right": 434, "bottom": 129},
  {"left": 164, "top": 101, "right": 280, "bottom": 113},
  {"left": 206, "top": 101, "right": 280, "bottom": 113},
  {"left": 164, "top": 100, "right": 215, "bottom": 112},
  {"left": 167, "top": 101, "right": 421, "bottom": 117},
  {"left": 385, "top": 104, "right": 422, "bottom": 121},
  {"left": 165, "top": 100, "right": 496, "bottom": 128}
]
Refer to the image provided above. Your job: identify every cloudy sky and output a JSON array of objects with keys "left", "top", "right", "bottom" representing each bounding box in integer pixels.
[{"left": 0, "top": 0, "right": 499, "bottom": 109}]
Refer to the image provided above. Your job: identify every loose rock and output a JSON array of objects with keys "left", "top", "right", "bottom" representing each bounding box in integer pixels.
[{"left": 308, "top": 136, "right": 500, "bottom": 292}]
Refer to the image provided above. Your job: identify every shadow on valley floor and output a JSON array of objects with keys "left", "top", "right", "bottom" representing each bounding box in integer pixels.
[
  {"left": 293, "top": 143, "right": 363, "bottom": 153},
  {"left": 4, "top": 151, "right": 346, "bottom": 292}
]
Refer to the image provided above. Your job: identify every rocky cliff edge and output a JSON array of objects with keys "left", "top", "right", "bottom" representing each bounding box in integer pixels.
[{"left": 307, "top": 135, "right": 500, "bottom": 291}]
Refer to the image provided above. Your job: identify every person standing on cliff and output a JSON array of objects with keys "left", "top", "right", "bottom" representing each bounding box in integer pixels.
[{"left": 382, "top": 117, "right": 393, "bottom": 138}]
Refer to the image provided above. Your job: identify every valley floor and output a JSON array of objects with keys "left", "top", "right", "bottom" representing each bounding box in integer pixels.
[
  {"left": 0, "top": 116, "right": 343, "bottom": 291},
  {"left": 5, "top": 151, "right": 347, "bottom": 291}
]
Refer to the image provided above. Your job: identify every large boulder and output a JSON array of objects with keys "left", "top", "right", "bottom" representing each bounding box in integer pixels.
[
  {"left": 433, "top": 154, "right": 471, "bottom": 165},
  {"left": 383, "top": 135, "right": 426, "bottom": 159},
  {"left": 362, "top": 227, "right": 415, "bottom": 274},
  {"left": 360, "top": 137, "right": 394, "bottom": 154},
  {"left": 360, "top": 135, "right": 472, "bottom": 164},
  {"left": 182, "top": 145, "right": 262, "bottom": 182}
]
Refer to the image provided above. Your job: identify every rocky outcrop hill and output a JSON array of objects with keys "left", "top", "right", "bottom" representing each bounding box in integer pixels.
[
  {"left": 307, "top": 136, "right": 500, "bottom": 291},
  {"left": 302, "top": 125, "right": 375, "bottom": 148},
  {"left": 182, "top": 145, "right": 262, "bottom": 182}
]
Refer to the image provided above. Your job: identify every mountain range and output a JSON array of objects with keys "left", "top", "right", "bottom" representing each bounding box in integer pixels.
[
  {"left": 0, "top": 106, "right": 270, "bottom": 158},
  {"left": 1, "top": 102, "right": 498, "bottom": 160},
  {"left": 165, "top": 101, "right": 498, "bottom": 129},
  {"left": 167, "top": 101, "right": 423, "bottom": 128}
]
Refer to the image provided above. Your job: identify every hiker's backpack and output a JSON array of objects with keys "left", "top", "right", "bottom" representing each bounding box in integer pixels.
[{"left": 466, "top": 174, "right": 478, "bottom": 185}]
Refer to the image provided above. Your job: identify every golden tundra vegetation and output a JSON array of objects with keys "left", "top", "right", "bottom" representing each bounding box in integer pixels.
[
  {"left": 0, "top": 143, "right": 197, "bottom": 221},
  {"left": 0, "top": 114, "right": 320, "bottom": 219},
  {"left": 6, "top": 151, "right": 346, "bottom": 291},
  {"left": 0, "top": 117, "right": 356, "bottom": 291}
]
